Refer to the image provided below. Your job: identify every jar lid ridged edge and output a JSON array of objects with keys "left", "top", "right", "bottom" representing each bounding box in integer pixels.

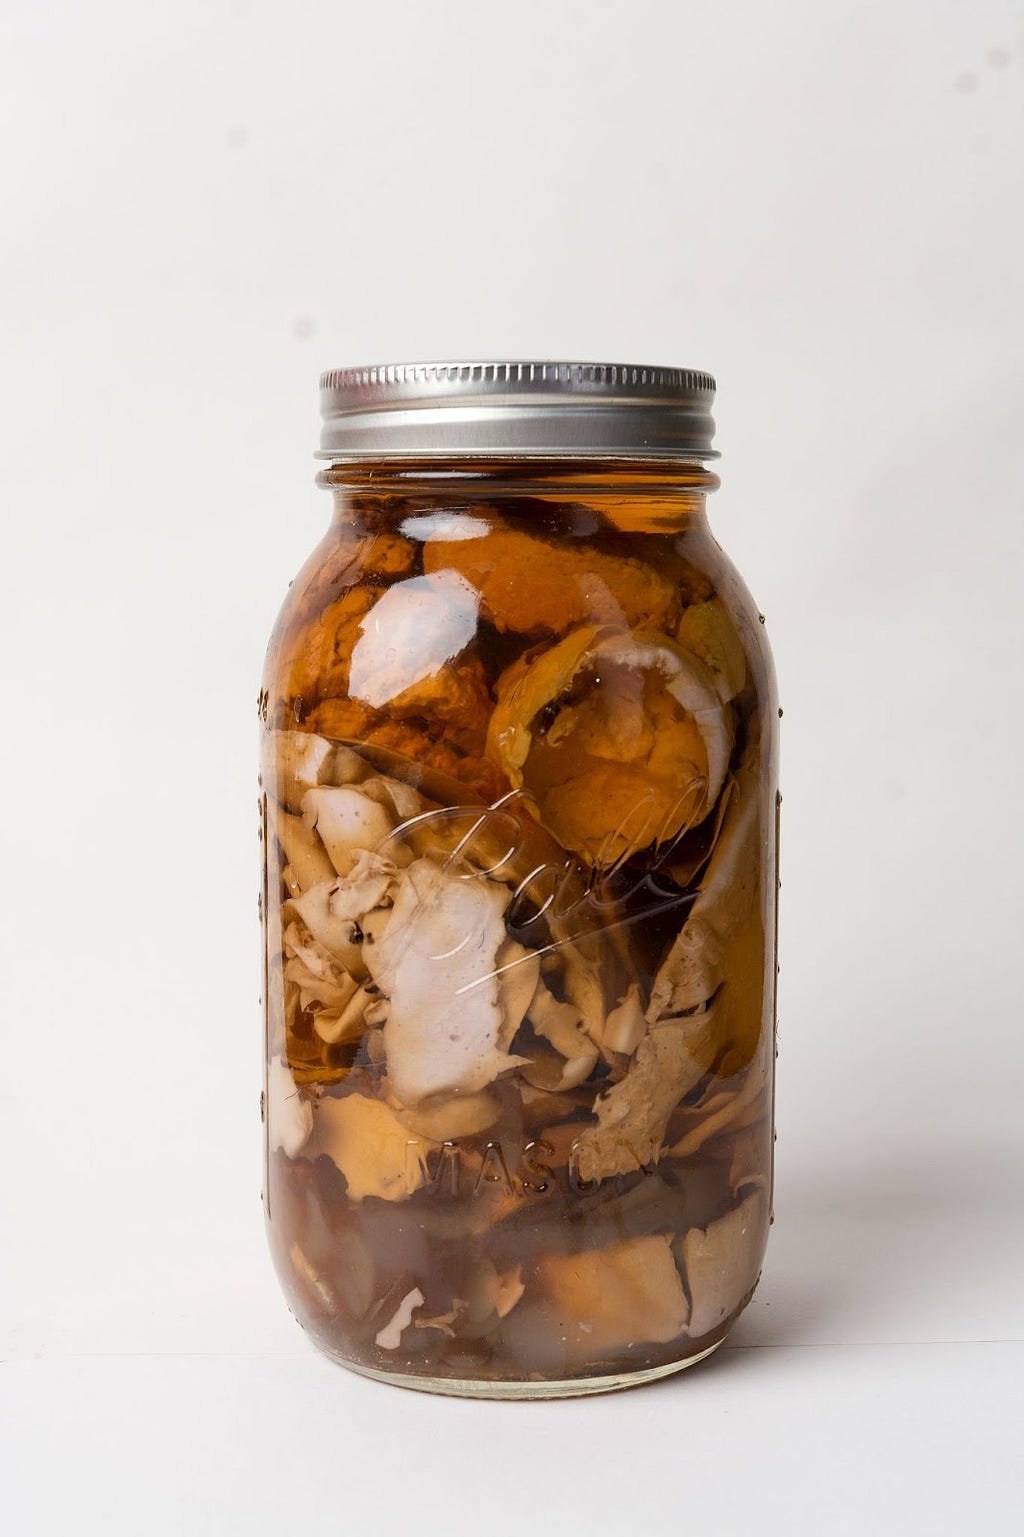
[
  {"left": 320, "top": 360, "right": 716, "bottom": 396},
  {"left": 317, "top": 359, "right": 718, "bottom": 460}
]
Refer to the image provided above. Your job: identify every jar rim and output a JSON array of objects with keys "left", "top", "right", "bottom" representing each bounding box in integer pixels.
[{"left": 317, "top": 360, "right": 718, "bottom": 461}]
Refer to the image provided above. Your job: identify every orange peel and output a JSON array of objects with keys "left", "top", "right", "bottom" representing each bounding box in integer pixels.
[{"left": 487, "top": 626, "right": 733, "bottom": 866}]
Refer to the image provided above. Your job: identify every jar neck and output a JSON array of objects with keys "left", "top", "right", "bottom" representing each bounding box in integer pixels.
[{"left": 317, "top": 458, "right": 718, "bottom": 535}]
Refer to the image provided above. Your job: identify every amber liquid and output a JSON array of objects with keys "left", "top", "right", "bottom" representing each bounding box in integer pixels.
[{"left": 260, "top": 464, "right": 778, "bottom": 1391}]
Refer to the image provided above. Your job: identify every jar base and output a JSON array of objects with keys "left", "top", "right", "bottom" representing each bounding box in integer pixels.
[{"left": 334, "top": 1338, "right": 725, "bottom": 1400}]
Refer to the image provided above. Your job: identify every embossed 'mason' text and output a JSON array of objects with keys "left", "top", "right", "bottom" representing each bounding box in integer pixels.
[{"left": 404, "top": 1135, "right": 661, "bottom": 1198}]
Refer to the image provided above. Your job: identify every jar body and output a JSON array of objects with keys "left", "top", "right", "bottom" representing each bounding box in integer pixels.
[{"left": 260, "top": 463, "right": 778, "bottom": 1396}]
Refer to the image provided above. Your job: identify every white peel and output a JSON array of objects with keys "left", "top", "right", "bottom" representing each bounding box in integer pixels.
[
  {"left": 270, "top": 804, "right": 336, "bottom": 893},
  {"left": 374, "top": 1287, "right": 425, "bottom": 1349},
  {"left": 301, "top": 786, "right": 395, "bottom": 874},
  {"left": 603, "top": 982, "right": 648, "bottom": 1056},
  {"left": 365, "top": 857, "right": 524, "bottom": 1106},
  {"left": 527, "top": 980, "right": 599, "bottom": 1089},
  {"left": 267, "top": 1055, "right": 313, "bottom": 1158}
]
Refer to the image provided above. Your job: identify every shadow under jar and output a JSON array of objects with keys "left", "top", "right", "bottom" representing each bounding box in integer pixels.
[{"left": 259, "top": 362, "right": 779, "bottom": 1398}]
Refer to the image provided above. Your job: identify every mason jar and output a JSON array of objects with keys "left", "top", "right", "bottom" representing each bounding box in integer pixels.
[{"left": 259, "top": 361, "right": 779, "bottom": 1397}]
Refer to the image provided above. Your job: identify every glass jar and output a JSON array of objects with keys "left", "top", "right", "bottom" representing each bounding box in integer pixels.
[{"left": 259, "top": 362, "right": 779, "bottom": 1398}]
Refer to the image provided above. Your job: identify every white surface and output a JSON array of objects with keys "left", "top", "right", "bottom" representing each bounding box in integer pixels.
[
  {"left": 1, "top": 0, "right": 1022, "bottom": 1531},
  {"left": 4, "top": 1346, "right": 1022, "bottom": 1537}
]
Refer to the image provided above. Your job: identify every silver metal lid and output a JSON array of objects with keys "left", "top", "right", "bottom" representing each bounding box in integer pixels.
[{"left": 318, "top": 360, "right": 717, "bottom": 461}]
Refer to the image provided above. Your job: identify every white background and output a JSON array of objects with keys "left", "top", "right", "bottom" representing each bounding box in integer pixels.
[{"left": 1, "top": 0, "right": 1022, "bottom": 1531}]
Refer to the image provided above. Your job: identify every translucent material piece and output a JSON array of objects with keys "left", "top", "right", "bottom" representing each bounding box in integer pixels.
[{"left": 259, "top": 462, "right": 778, "bottom": 1395}]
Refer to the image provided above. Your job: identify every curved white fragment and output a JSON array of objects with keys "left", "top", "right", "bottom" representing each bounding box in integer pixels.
[
  {"left": 359, "top": 774, "right": 426, "bottom": 823},
  {"left": 603, "top": 982, "right": 648, "bottom": 1056},
  {"left": 398, "top": 512, "right": 491, "bottom": 543},
  {"left": 312, "top": 981, "right": 373, "bottom": 1045},
  {"left": 558, "top": 946, "right": 607, "bottom": 1048},
  {"left": 495, "top": 939, "right": 541, "bottom": 1047},
  {"left": 291, "top": 882, "right": 367, "bottom": 977},
  {"left": 375, "top": 1287, "right": 425, "bottom": 1350},
  {"left": 586, "top": 632, "right": 734, "bottom": 822},
  {"left": 527, "top": 980, "right": 599, "bottom": 1089},
  {"left": 269, "top": 804, "right": 336, "bottom": 893},
  {"left": 364, "top": 857, "right": 522, "bottom": 1106},
  {"left": 301, "top": 786, "right": 395, "bottom": 874},
  {"left": 271, "top": 731, "right": 335, "bottom": 813},
  {"left": 283, "top": 921, "right": 359, "bottom": 1011},
  {"left": 328, "top": 850, "right": 398, "bottom": 921},
  {"left": 491, "top": 1265, "right": 526, "bottom": 1318},
  {"left": 267, "top": 1055, "right": 313, "bottom": 1158},
  {"left": 348, "top": 571, "right": 479, "bottom": 709},
  {"left": 269, "top": 731, "right": 367, "bottom": 812}
]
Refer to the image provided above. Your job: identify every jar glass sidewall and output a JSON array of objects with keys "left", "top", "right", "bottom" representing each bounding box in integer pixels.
[{"left": 260, "top": 463, "right": 778, "bottom": 1392}]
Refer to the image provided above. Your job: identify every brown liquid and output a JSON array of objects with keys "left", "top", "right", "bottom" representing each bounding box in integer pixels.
[{"left": 261, "top": 463, "right": 778, "bottom": 1389}]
